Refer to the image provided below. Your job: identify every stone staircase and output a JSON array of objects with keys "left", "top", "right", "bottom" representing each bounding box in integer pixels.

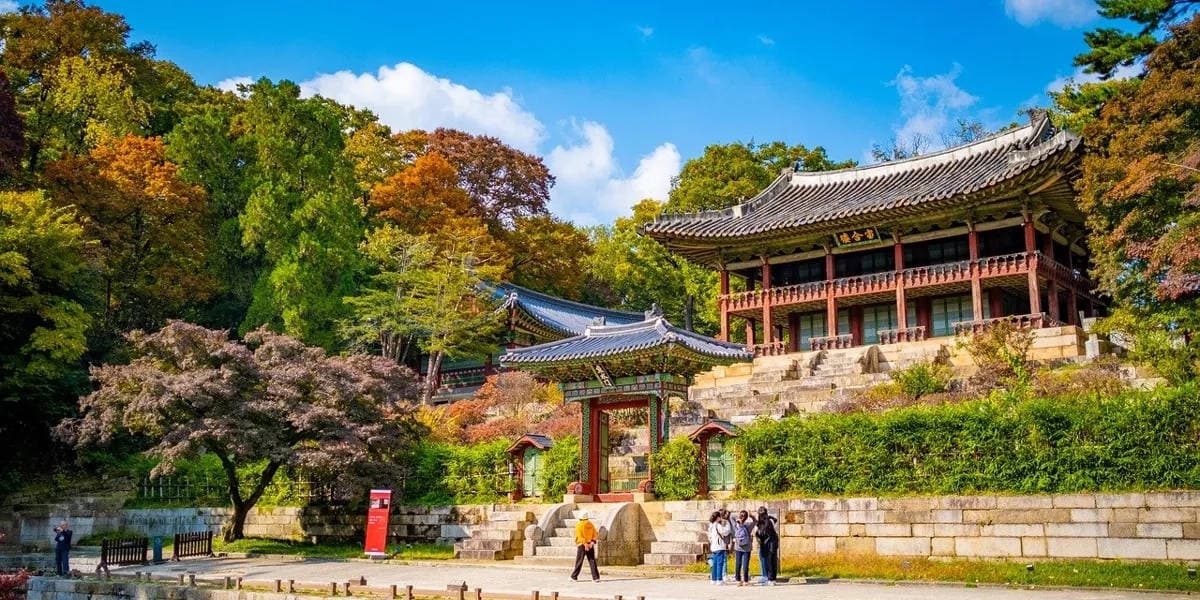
[
  {"left": 643, "top": 507, "right": 708, "bottom": 566},
  {"left": 452, "top": 509, "right": 534, "bottom": 560},
  {"left": 517, "top": 503, "right": 612, "bottom": 565}
]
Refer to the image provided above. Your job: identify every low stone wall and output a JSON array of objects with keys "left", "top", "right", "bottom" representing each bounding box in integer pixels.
[
  {"left": 659, "top": 492, "right": 1200, "bottom": 561},
  {"left": 26, "top": 578, "right": 342, "bottom": 600}
]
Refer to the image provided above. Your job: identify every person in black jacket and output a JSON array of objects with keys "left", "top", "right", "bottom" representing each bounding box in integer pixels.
[
  {"left": 53, "top": 521, "right": 72, "bottom": 576},
  {"left": 754, "top": 507, "right": 779, "bottom": 585}
]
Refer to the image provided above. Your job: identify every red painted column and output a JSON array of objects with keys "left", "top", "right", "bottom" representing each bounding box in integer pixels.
[
  {"left": 825, "top": 249, "right": 837, "bottom": 337},
  {"left": 745, "top": 318, "right": 756, "bottom": 346},
  {"left": 968, "top": 223, "right": 983, "bottom": 321},
  {"left": 718, "top": 269, "right": 730, "bottom": 341},
  {"left": 587, "top": 401, "right": 600, "bottom": 496},
  {"left": 850, "top": 306, "right": 863, "bottom": 346},
  {"left": 1024, "top": 213, "right": 1042, "bottom": 315},
  {"left": 1068, "top": 288, "right": 1079, "bottom": 325},
  {"left": 761, "top": 257, "right": 773, "bottom": 345},
  {"left": 989, "top": 289, "right": 1004, "bottom": 319},
  {"left": 788, "top": 313, "right": 800, "bottom": 352},
  {"left": 1048, "top": 279, "right": 1060, "bottom": 323},
  {"left": 894, "top": 235, "right": 907, "bottom": 338}
]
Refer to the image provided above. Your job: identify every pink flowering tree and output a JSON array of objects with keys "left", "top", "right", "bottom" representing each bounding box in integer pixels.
[{"left": 56, "top": 321, "right": 424, "bottom": 541}]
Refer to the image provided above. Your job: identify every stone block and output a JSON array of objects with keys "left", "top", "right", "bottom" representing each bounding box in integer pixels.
[
  {"left": 846, "top": 510, "right": 886, "bottom": 524},
  {"left": 933, "top": 523, "right": 982, "bottom": 537},
  {"left": 984, "top": 509, "right": 1070, "bottom": 524},
  {"left": 879, "top": 497, "right": 938, "bottom": 512},
  {"left": 1045, "top": 523, "right": 1108, "bottom": 537},
  {"left": 779, "top": 536, "right": 815, "bottom": 556},
  {"left": 1095, "top": 493, "right": 1145, "bottom": 508},
  {"left": 780, "top": 524, "right": 806, "bottom": 537},
  {"left": 1045, "top": 537, "right": 1098, "bottom": 558},
  {"left": 981, "top": 524, "right": 1043, "bottom": 537},
  {"left": 911, "top": 524, "right": 934, "bottom": 537},
  {"left": 1111, "top": 508, "right": 1139, "bottom": 523},
  {"left": 1021, "top": 537, "right": 1047, "bottom": 557},
  {"left": 805, "top": 510, "right": 849, "bottom": 524},
  {"left": 938, "top": 496, "right": 997, "bottom": 510},
  {"left": 1052, "top": 494, "right": 1096, "bottom": 508},
  {"left": 954, "top": 536, "right": 1021, "bottom": 557},
  {"left": 1145, "top": 491, "right": 1200, "bottom": 507},
  {"left": 864, "top": 523, "right": 912, "bottom": 537},
  {"left": 931, "top": 537, "right": 954, "bottom": 556},
  {"left": 813, "top": 537, "right": 837, "bottom": 554},
  {"left": 799, "top": 523, "right": 851, "bottom": 537},
  {"left": 885, "top": 511, "right": 932, "bottom": 525},
  {"left": 995, "top": 495, "right": 1053, "bottom": 510},
  {"left": 1137, "top": 507, "right": 1196, "bottom": 523},
  {"left": 849, "top": 523, "right": 867, "bottom": 537},
  {"left": 836, "top": 536, "right": 876, "bottom": 555},
  {"left": 1098, "top": 538, "right": 1167, "bottom": 560},
  {"left": 1068, "top": 508, "right": 1112, "bottom": 523},
  {"left": 876, "top": 537, "right": 931, "bottom": 556},
  {"left": 1167, "top": 540, "right": 1200, "bottom": 560},
  {"left": 1183, "top": 523, "right": 1200, "bottom": 539},
  {"left": 930, "top": 510, "right": 962, "bottom": 523},
  {"left": 1136, "top": 523, "right": 1183, "bottom": 539},
  {"left": 1108, "top": 522, "right": 1136, "bottom": 537}
]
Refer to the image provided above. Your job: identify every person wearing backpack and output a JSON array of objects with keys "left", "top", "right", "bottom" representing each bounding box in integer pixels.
[
  {"left": 706, "top": 511, "right": 731, "bottom": 585},
  {"left": 755, "top": 507, "right": 779, "bottom": 585},
  {"left": 732, "top": 510, "right": 756, "bottom": 586}
]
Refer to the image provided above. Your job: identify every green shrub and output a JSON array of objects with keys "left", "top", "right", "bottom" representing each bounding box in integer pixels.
[
  {"left": 650, "top": 436, "right": 701, "bottom": 501},
  {"left": 891, "top": 362, "right": 952, "bottom": 398},
  {"left": 405, "top": 440, "right": 511, "bottom": 505},
  {"left": 537, "top": 436, "right": 579, "bottom": 503},
  {"left": 738, "top": 383, "right": 1200, "bottom": 497}
]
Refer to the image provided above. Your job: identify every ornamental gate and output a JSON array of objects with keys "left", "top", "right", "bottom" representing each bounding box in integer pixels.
[{"left": 706, "top": 436, "right": 735, "bottom": 492}]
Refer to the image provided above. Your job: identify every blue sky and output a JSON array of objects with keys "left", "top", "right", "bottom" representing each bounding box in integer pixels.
[{"left": 100, "top": 0, "right": 1114, "bottom": 225}]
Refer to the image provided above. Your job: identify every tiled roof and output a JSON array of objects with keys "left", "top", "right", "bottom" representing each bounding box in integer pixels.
[
  {"left": 642, "top": 116, "right": 1081, "bottom": 258},
  {"left": 506, "top": 433, "right": 553, "bottom": 453},
  {"left": 500, "top": 317, "right": 753, "bottom": 365},
  {"left": 493, "top": 283, "right": 642, "bottom": 338}
]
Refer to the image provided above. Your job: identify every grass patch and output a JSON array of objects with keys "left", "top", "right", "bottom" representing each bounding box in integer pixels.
[
  {"left": 212, "top": 538, "right": 453, "bottom": 560},
  {"left": 685, "top": 554, "right": 1200, "bottom": 591}
]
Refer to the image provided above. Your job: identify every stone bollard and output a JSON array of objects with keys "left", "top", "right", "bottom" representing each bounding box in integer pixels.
[
  {"left": 177, "top": 574, "right": 185, "bottom": 586},
  {"left": 551, "top": 593, "right": 559, "bottom": 600},
  {"left": 288, "top": 580, "right": 295, "bottom": 593},
  {"left": 188, "top": 574, "right": 196, "bottom": 587},
  {"left": 330, "top": 582, "right": 338, "bottom": 596},
  {"left": 637, "top": 596, "right": 645, "bottom": 600},
  {"left": 358, "top": 577, "right": 366, "bottom": 586},
  {"left": 474, "top": 588, "right": 482, "bottom": 600},
  {"left": 615, "top": 595, "right": 622, "bottom": 600},
  {"left": 405, "top": 584, "right": 414, "bottom": 600},
  {"left": 236, "top": 577, "right": 243, "bottom": 590},
  {"left": 389, "top": 584, "right": 397, "bottom": 600},
  {"left": 531, "top": 591, "right": 539, "bottom": 600},
  {"left": 224, "top": 577, "right": 232, "bottom": 590},
  {"left": 274, "top": 579, "right": 282, "bottom": 593},
  {"left": 457, "top": 588, "right": 465, "bottom": 600}
]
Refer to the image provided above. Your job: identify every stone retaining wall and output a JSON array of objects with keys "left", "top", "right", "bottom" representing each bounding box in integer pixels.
[{"left": 661, "top": 492, "right": 1200, "bottom": 561}]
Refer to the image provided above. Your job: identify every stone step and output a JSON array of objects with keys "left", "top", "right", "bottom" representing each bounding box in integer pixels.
[
  {"left": 554, "top": 527, "right": 574, "bottom": 537},
  {"left": 563, "top": 518, "right": 579, "bottom": 527},
  {"left": 490, "top": 511, "right": 534, "bottom": 522},
  {"left": 471, "top": 528, "right": 521, "bottom": 541},
  {"left": 548, "top": 537, "right": 577, "bottom": 547},
  {"left": 642, "top": 553, "right": 704, "bottom": 566},
  {"left": 455, "top": 538, "right": 513, "bottom": 551},
  {"left": 534, "top": 545, "right": 578, "bottom": 558},
  {"left": 455, "top": 548, "right": 502, "bottom": 560},
  {"left": 654, "top": 529, "right": 708, "bottom": 543},
  {"left": 650, "top": 541, "right": 707, "bottom": 554}
]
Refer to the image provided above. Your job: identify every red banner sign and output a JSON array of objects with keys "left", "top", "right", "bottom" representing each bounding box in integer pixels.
[{"left": 364, "top": 489, "right": 392, "bottom": 556}]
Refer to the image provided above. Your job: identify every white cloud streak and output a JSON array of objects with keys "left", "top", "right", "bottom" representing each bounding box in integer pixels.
[
  {"left": 1004, "top": 0, "right": 1096, "bottom": 27},
  {"left": 888, "top": 64, "right": 979, "bottom": 149}
]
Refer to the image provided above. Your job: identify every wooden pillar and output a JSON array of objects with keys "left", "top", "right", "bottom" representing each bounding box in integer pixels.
[
  {"left": 787, "top": 313, "right": 800, "bottom": 352},
  {"left": 1024, "top": 213, "right": 1042, "bottom": 315},
  {"left": 745, "top": 318, "right": 756, "bottom": 346},
  {"left": 894, "top": 234, "right": 907, "bottom": 336},
  {"left": 825, "top": 249, "right": 837, "bottom": 337},
  {"left": 989, "top": 289, "right": 1004, "bottom": 319},
  {"left": 968, "top": 222, "right": 983, "bottom": 321},
  {"left": 1048, "top": 279, "right": 1060, "bottom": 323},
  {"left": 761, "top": 257, "right": 773, "bottom": 344},
  {"left": 718, "top": 269, "right": 730, "bottom": 342},
  {"left": 1068, "top": 288, "right": 1079, "bottom": 326}
]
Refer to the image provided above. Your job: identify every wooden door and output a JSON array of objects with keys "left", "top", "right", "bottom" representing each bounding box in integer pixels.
[
  {"left": 599, "top": 413, "right": 610, "bottom": 494},
  {"left": 522, "top": 449, "right": 542, "bottom": 497},
  {"left": 706, "top": 437, "right": 735, "bottom": 492}
]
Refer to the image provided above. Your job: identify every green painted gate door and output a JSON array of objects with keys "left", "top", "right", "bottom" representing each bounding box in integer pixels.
[
  {"left": 599, "top": 413, "right": 610, "bottom": 493},
  {"left": 522, "top": 449, "right": 543, "bottom": 497},
  {"left": 707, "top": 437, "right": 735, "bottom": 492}
]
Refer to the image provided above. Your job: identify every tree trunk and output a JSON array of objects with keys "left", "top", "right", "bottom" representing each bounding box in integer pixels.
[
  {"left": 422, "top": 351, "right": 444, "bottom": 404},
  {"left": 226, "top": 500, "right": 250, "bottom": 543},
  {"left": 214, "top": 449, "right": 282, "bottom": 542},
  {"left": 684, "top": 295, "right": 695, "bottom": 331}
]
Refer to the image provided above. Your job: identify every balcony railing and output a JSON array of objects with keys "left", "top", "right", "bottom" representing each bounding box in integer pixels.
[
  {"left": 810, "top": 333, "right": 854, "bottom": 351},
  {"left": 877, "top": 325, "right": 927, "bottom": 345},
  {"left": 750, "top": 340, "right": 788, "bottom": 357},
  {"left": 721, "top": 253, "right": 1089, "bottom": 314},
  {"left": 951, "top": 312, "right": 1062, "bottom": 336}
]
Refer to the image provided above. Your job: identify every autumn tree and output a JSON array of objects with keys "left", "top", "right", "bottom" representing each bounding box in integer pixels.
[
  {"left": 0, "top": 191, "right": 93, "bottom": 482},
  {"left": 1078, "top": 14, "right": 1200, "bottom": 382},
  {"left": 343, "top": 225, "right": 505, "bottom": 403},
  {"left": 237, "top": 79, "right": 364, "bottom": 349},
  {"left": 504, "top": 215, "right": 592, "bottom": 300},
  {"left": 584, "top": 199, "right": 718, "bottom": 333},
  {"left": 43, "top": 134, "right": 212, "bottom": 339},
  {"left": 667, "top": 140, "right": 853, "bottom": 212},
  {"left": 0, "top": 70, "right": 25, "bottom": 184},
  {"left": 57, "top": 321, "right": 423, "bottom": 541},
  {"left": 369, "top": 152, "right": 473, "bottom": 234}
]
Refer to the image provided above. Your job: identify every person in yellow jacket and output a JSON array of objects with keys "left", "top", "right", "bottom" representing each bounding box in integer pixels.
[{"left": 570, "top": 511, "right": 600, "bottom": 582}]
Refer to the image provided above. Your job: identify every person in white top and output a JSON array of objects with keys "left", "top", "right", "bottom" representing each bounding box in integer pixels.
[{"left": 707, "top": 510, "right": 731, "bottom": 585}]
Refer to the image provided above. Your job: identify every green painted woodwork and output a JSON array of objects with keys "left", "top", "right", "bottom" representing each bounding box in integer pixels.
[
  {"left": 522, "top": 449, "right": 543, "bottom": 497},
  {"left": 706, "top": 436, "right": 735, "bottom": 492},
  {"left": 599, "top": 413, "right": 610, "bottom": 494}
]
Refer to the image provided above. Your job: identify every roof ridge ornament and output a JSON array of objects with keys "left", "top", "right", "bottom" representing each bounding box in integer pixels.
[{"left": 644, "top": 303, "right": 663, "bottom": 320}]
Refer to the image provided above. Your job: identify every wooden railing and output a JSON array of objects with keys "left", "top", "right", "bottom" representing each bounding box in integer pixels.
[
  {"left": 832, "top": 271, "right": 897, "bottom": 296},
  {"left": 96, "top": 537, "right": 148, "bottom": 574},
  {"left": 951, "top": 312, "right": 1062, "bottom": 336},
  {"left": 976, "top": 252, "right": 1033, "bottom": 277},
  {"left": 902, "top": 260, "right": 971, "bottom": 286},
  {"left": 765, "top": 280, "right": 826, "bottom": 306},
  {"left": 172, "top": 531, "right": 214, "bottom": 561},
  {"left": 809, "top": 334, "right": 854, "bottom": 351},
  {"left": 751, "top": 341, "right": 789, "bottom": 357},
  {"left": 877, "top": 326, "right": 927, "bottom": 345}
]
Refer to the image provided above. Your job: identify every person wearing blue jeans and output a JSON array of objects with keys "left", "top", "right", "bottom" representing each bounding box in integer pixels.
[
  {"left": 732, "top": 510, "right": 756, "bottom": 586},
  {"left": 707, "top": 511, "right": 730, "bottom": 585},
  {"left": 53, "top": 521, "right": 72, "bottom": 577},
  {"left": 755, "top": 507, "right": 779, "bottom": 585}
]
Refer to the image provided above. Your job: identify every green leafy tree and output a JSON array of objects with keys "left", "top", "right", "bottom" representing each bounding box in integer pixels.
[
  {"left": 344, "top": 225, "right": 505, "bottom": 403},
  {"left": 667, "top": 141, "right": 854, "bottom": 213},
  {"left": 237, "top": 79, "right": 364, "bottom": 349},
  {"left": 1075, "top": 0, "right": 1199, "bottom": 78},
  {"left": 585, "top": 199, "right": 717, "bottom": 333}
]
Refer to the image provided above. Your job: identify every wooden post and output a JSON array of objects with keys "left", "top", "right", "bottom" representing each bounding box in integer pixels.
[
  {"left": 330, "top": 582, "right": 338, "bottom": 596},
  {"left": 178, "top": 575, "right": 185, "bottom": 586},
  {"left": 894, "top": 234, "right": 907, "bottom": 336},
  {"left": 825, "top": 248, "right": 837, "bottom": 337},
  {"left": 787, "top": 313, "right": 800, "bottom": 352},
  {"left": 761, "top": 257, "right": 773, "bottom": 344},
  {"left": 389, "top": 585, "right": 397, "bottom": 600},
  {"left": 188, "top": 574, "right": 196, "bottom": 587},
  {"left": 968, "top": 223, "right": 983, "bottom": 322},
  {"left": 223, "top": 577, "right": 232, "bottom": 590},
  {"left": 288, "top": 580, "right": 295, "bottom": 593},
  {"left": 274, "top": 579, "right": 281, "bottom": 593},
  {"left": 1068, "top": 288, "right": 1079, "bottom": 325},
  {"left": 475, "top": 588, "right": 482, "bottom": 600},
  {"left": 744, "top": 318, "right": 756, "bottom": 346},
  {"left": 718, "top": 268, "right": 730, "bottom": 341},
  {"left": 1024, "top": 212, "right": 1042, "bottom": 314},
  {"left": 457, "top": 587, "right": 465, "bottom": 600},
  {"left": 406, "top": 585, "right": 414, "bottom": 600},
  {"left": 1047, "top": 279, "right": 1060, "bottom": 323},
  {"left": 531, "top": 592, "right": 540, "bottom": 600},
  {"left": 236, "top": 577, "right": 243, "bottom": 590}
]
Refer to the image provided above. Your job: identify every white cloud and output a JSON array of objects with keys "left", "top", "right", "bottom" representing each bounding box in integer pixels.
[
  {"left": 216, "top": 76, "right": 253, "bottom": 94},
  {"left": 0, "top": 1, "right": 18, "bottom": 13},
  {"left": 1004, "top": 0, "right": 1096, "bottom": 27},
  {"left": 1045, "top": 62, "right": 1143, "bottom": 93},
  {"left": 887, "top": 64, "right": 980, "bottom": 150},
  {"left": 547, "top": 121, "right": 680, "bottom": 226},
  {"left": 636, "top": 25, "right": 654, "bottom": 38},
  {"left": 300, "top": 62, "right": 546, "bottom": 152},
  {"left": 758, "top": 34, "right": 775, "bottom": 46}
]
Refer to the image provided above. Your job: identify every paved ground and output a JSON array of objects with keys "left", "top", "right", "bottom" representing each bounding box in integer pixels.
[{"left": 124, "top": 557, "right": 1186, "bottom": 600}]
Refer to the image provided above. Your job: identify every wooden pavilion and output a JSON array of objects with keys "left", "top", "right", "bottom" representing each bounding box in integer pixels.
[
  {"left": 500, "top": 311, "right": 752, "bottom": 501},
  {"left": 642, "top": 115, "right": 1101, "bottom": 356}
]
